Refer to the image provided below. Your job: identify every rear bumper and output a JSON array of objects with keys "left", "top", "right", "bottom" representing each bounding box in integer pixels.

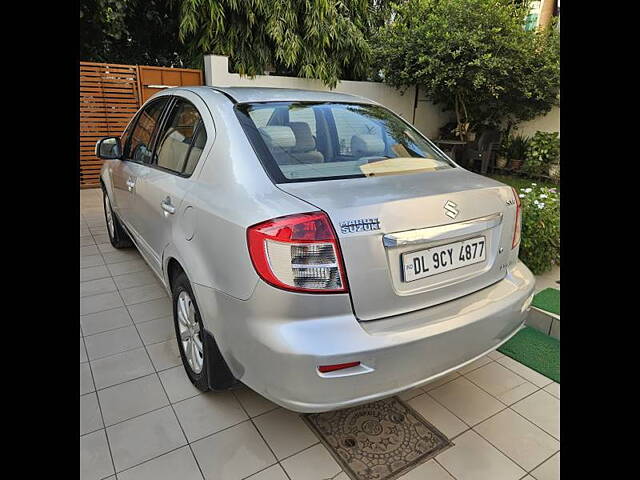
[{"left": 193, "top": 260, "right": 535, "bottom": 413}]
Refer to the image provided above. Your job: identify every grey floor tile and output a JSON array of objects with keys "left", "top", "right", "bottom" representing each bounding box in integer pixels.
[
  {"left": 399, "top": 460, "right": 454, "bottom": 480},
  {"left": 158, "top": 366, "right": 202, "bottom": 404},
  {"left": 474, "top": 409, "right": 559, "bottom": 471},
  {"left": 117, "top": 446, "right": 203, "bottom": 480},
  {"left": 106, "top": 406, "right": 187, "bottom": 472},
  {"left": 397, "top": 386, "right": 424, "bottom": 402},
  {"left": 96, "top": 242, "right": 119, "bottom": 254},
  {"left": 496, "top": 356, "right": 552, "bottom": 388},
  {"left": 512, "top": 390, "right": 560, "bottom": 440},
  {"left": 81, "top": 338, "right": 88, "bottom": 363},
  {"left": 429, "top": 376, "right": 505, "bottom": 426},
  {"left": 436, "top": 430, "right": 525, "bottom": 480},
  {"left": 543, "top": 382, "right": 560, "bottom": 399},
  {"left": 464, "top": 362, "right": 537, "bottom": 405},
  {"left": 457, "top": 355, "right": 493, "bottom": 375},
  {"left": 91, "top": 347, "right": 154, "bottom": 390},
  {"left": 81, "top": 277, "right": 118, "bottom": 298},
  {"left": 120, "top": 284, "right": 168, "bottom": 306},
  {"left": 80, "top": 245, "right": 100, "bottom": 257},
  {"left": 244, "top": 465, "right": 288, "bottom": 480},
  {"left": 81, "top": 235, "right": 96, "bottom": 247},
  {"left": 422, "top": 371, "right": 461, "bottom": 392},
  {"left": 80, "top": 429, "right": 115, "bottom": 480},
  {"left": 84, "top": 325, "right": 142, "bottom": 360},
  {"left": 80, "top": 392, "right": 104, "bottom": 436},
  {"left": 147, "top": 339, "right": 182, "bottom": 371},
  {"left": 407, "top": 393, "right": 468, "bottom": 439},
  {"left": 530, "top": 452, "right": 559, "bottom": 480},
  {"left": 281, "top": 444, "right": 341, "bottom": 480},
  {"left": 113, "top": 270, "right": 161, "bottom": 290},
  {"left": 253, "top": 408, "right": 318, "bottom": 460},
  {"left": 90, "top": 227, "right": 109, "bottom": 236},
  {"left": 107, "top": 259, "right": 150, "bottom": 276},
  {"left": 173, "top": 391, "right": 248, "bottom": 442},
  {"left": 81, "top": 265, "right": 111, "bottom": 282},
  {"left": 81, "top": 307, "right": 133, "bottom": 336},
  {"left": 81, "top": 254, "right": 106, "bottom": 268},
  {"left": 137, "top": 316, "right": 175, "bottom": 345},
  {"left": 80, "top": 292, "right": 124, "bottom": 316},
  {"left": 102, "top": 250, "right": 142, "bottom": 265},
  {"left": 234, "top": 386, "right": 278, "bottom": 418},
  {"left": 98, "top": 374, "right": 169, "bottom": 426},
  {"left": 94, "top": 233, "right": 110, "bottom": 244},
  {"left": 81, "top": 362, "right": 95, "bottom": 395},
  {"left": 127, "top": 298, "right": 173, "bottom": 323},
  {"left": 192, "top": 421, "right": 276, "bottom": 480}
]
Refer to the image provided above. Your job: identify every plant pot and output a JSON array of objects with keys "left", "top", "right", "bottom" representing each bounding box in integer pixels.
[
  {"left": 496, "top": 156, "right": 508, "bottom": 168},
  {"left": 510, "top": 158, "right": 523, "bottom": 170},
  {"left": 549, "top": 163, "right": 560, "bottom": 179}
]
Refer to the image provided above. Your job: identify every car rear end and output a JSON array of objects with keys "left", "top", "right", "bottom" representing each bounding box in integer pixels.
[{"left": 209, "top": 96, "right": 535, "bottom": 412}]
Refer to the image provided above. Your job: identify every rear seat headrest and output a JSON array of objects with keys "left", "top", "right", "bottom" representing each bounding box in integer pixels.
[
  {"left": 259, "top": 126, "right": 296, "bottom": 150},
  {"left": 288, "top": 122, "right": 316, "bottom": 153},
  {"left": 351, "top": 134, "right": 385, "bottom": 157}
]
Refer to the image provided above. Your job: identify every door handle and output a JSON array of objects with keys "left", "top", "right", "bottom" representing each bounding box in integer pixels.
[
  {"left": 126, "top": 178, "right": 136, "bottom": 190},
  {"left": 161, "top": 197, "right": 176, "bottom": 215}
]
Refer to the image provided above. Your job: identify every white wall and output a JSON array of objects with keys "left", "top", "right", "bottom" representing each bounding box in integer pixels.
[
  {"left": 204, "top": 54, "right": 558, "bottom": 139},
  {"left": 515, "top": 106, "right": 560, "bottom": 137},
  {"left": 204, "top": 55, "right": 452, "bottom": 138}
]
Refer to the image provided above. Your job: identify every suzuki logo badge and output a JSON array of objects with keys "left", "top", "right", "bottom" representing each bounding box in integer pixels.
[{"left": 444, "top": 200, "right": 459, "bottom": 219}]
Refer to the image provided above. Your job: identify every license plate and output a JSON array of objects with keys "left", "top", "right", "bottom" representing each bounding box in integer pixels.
[{"left": 402, "top": 236, "right": 486, "bottom": 282}]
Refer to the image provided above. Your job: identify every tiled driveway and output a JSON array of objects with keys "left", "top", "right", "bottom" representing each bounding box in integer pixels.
[{"left": 80, "top": 188, "right": 560, "bottom": 480}]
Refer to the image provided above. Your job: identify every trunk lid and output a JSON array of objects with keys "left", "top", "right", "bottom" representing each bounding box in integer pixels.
[{"left": 277, "top": 168, "right": 518, "bottom": 321}]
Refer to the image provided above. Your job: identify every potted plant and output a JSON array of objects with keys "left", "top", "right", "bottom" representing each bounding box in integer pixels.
[
  {"left": 523, "top": 131, "right": 560, "bottom": 177},
  {"left": 506, "top": 134, "right": 529, "bottom": 170}
]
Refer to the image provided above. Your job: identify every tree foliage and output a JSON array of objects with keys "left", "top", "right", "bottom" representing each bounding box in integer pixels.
[
  {"left": 372, "top": 0, "right": 560, "bottom": 136},
  {"left": 80, "top": 0, "right": 191, "bottom": 67},
  {"left": 177, "top": 0, "right": 375, "bottom": 87}
]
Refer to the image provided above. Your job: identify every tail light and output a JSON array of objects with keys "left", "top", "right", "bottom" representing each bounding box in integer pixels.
[
  {"left": 511, "top": 187, "right": 522, "bottom": 248},
  {"left": 247, "top": 212, "right": 348, "bottom": 293}
]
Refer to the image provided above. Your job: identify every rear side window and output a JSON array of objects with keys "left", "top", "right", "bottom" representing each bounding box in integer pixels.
[
  {"left": 236, "top": 102, "right": 454, "bottom": 183},
  {"left": 124, "top": 98, "right": 168, "bottom": 162},
  {"left": 154, "top": 99, "right": 207, "bottom": 175}
]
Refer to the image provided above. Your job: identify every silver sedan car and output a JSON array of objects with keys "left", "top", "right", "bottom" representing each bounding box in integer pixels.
[{"left": 96, "top": 86, "right": 535, "bottom": 413}]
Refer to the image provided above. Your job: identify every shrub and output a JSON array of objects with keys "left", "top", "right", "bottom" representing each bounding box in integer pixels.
[
  {"left": 503, "top": 134, "right": 530, "bottom": 160},
  {"left": 517, "top": 183, "right": 560, "bottom": 274},
  {"left": 523, "top": 131, "right": 560, "bottom": 176}
]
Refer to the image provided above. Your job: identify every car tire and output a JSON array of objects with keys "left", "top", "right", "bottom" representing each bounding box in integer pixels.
[
  {"left": 102, "top": 189, "right": 133, "bottom": 249},
  {"left": 171, "top": 272, "right": 235, "bottom": 391}
]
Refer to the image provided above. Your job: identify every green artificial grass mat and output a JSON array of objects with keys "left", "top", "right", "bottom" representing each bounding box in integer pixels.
[
  {"left": 531, "top": 288, "right": 560, "bottom": 316},
  {"left": 498, "top": 326, "right": 560, "bottom": 383}
]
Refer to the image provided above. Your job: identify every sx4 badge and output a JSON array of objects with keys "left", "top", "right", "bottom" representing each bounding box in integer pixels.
[{"left": 339, "top": 218, "right": 381, "bottom": 234}]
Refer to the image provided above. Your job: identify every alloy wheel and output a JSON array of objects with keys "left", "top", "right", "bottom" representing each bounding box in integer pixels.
[{"left": 177, "top": 290, "right": 204, "bottom": 374}]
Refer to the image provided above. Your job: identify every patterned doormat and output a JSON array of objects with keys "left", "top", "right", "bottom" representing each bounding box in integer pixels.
[{"left": 302, "top": 397, "right": 452, "bottom": 480}]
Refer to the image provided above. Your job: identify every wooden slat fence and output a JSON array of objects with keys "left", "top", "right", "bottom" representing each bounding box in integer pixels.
[
  {"left": 80, "top": 62, "right": 140, "bottom": 188},
  {"left": 79, "top": 62, "right": 204, "bottom": 189}
]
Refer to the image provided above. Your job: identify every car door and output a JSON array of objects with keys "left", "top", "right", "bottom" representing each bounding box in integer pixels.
[
  {"left": 131, "top": 93, "right": 211, "bottom": 274},
  {"left": 112, "top": 97, "right": 170, "bottom": 232}
]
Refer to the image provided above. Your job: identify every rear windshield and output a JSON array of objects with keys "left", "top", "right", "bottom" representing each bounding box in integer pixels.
[{"left": 235, "top": 102, "right": 454, "bottom": 183}]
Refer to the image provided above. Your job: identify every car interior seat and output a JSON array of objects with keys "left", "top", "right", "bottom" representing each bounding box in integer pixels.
[{"left": 287, "top": 122, "right": 324, "bottom": 164}]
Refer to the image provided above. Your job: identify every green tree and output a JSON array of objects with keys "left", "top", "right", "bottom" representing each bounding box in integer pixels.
[
  {"left": 177, "top": 0, "right": 374, "bottom": 87},
  {"left": 80, "top": 0, "right": 191, "bottom": 67},
  {"left": 372, "top": 0, "right": 560, "bottom": 138}
]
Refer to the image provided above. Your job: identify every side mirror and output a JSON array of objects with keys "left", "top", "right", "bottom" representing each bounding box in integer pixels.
[{"left": 95, "top": 137, "right": 122, "bottom": 160}]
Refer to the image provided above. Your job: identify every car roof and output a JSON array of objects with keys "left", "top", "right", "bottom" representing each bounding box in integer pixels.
[{"left": 180, "top": 86, "right": 378, "bottom": 105}]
